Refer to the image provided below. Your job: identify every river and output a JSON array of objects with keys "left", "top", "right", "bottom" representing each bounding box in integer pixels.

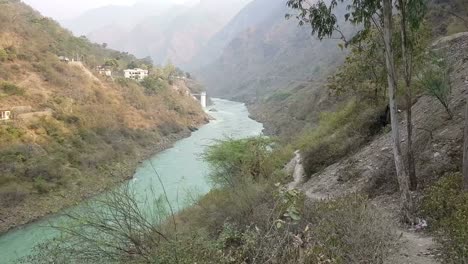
[{"left": 0, "top": 99, "right": 264, "bottom": 264}]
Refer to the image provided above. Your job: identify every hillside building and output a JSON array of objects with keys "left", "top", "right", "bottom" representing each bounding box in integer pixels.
[
  {"left": 58, "top": 56, "right": 70, "bottom": 63},
  {"left": 124, "top": 68, "right": 149, "bottom": 81},
  {"left": 0, "top": 110, "right": 11, "bottom": 120},
  {"left": 97, "top": 66, "right": 112, "bottom": 77}
]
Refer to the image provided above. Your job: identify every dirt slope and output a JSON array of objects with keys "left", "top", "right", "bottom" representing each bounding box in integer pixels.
[{"left": 295, "top": 32, "right": 468, "bottom": 264}]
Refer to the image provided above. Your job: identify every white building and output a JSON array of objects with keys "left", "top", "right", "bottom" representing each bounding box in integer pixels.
[
  {"left": 191, "top": 92, "right": 207, "bottom": 108},
  {"left": 58, "top": 56, "right": 70, "bottom": 63},
  {"left": 200, "top": 92, "right": 207, "bottom": 108},
  {"left": 0, "top": 110, "right": 11, "bottom": 121},
  {"left": 124, "top": 68, "right": 149, "bottom": 81},
  {"left": 97, "top": 66, "right": 112, "bottom": 77}
]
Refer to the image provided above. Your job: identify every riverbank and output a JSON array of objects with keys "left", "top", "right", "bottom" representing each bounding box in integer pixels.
[
  {"left": 0, "top": 99, "right": 264, "bottom": 263},
  {"left": 0, "top": 123, "right": 208, "bottom": 235}
]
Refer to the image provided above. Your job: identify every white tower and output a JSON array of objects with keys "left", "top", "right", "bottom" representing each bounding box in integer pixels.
[{"left": 200, "top": 92, "right": 207, "bottom": 108}]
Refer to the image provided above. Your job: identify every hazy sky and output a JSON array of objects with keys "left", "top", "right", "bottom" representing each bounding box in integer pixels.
[{"left": 22, "top": 0, "right": 191, "bottom": 20}]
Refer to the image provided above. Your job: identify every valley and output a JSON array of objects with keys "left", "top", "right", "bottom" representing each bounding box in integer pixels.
[{"left": 1, "top": 0, "right": 468, "bottom": 263}]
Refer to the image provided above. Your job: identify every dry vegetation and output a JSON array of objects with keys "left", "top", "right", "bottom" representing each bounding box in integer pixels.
[
  {"left": 0, "top": 0, "right": 207, "bottom": 233},
  {"left": 23, "top": 138, "right": 397, "bottom": 264}
]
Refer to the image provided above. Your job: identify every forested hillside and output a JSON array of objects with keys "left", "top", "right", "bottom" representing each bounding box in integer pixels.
[{"left": 0, "top": 0, "right": 207, "bottom": 233}]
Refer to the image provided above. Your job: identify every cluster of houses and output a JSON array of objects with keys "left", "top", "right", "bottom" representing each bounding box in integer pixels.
[{"left": 55, "top": 55, "right": 207, "bottom": 108}]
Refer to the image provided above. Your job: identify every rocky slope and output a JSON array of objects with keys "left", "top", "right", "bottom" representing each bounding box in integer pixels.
[{"left": 290, "top": 32, "right": 468, "bottom": 264}]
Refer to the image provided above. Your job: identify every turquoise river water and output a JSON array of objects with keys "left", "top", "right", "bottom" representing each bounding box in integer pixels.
[{"left": 0, "top": 98, "right": 264, "bottom": 263}]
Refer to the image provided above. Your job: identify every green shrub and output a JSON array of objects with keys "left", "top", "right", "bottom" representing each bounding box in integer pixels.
[
  {"left": 0, "top": 48, "right": 8, "bottom": 62},
  {"left": 420, "top": 55, "right": 453, "bottom": 119},
  {"left": 0, "top": 126, "right": 26, "bottom": 144},
  {"left": 203, "top": 137, "right": 284, "bottom": 187},
  {"left": 298, "top": 99, "right": 383, "bottom": 177},
  {"left": 1, "top": 82, "right": 24, "bottom": 95},
  {"left": 141, "top": 76, "right": 168, "bottom": 95},
  {"left": 421, "top": 173, "right": 468, "bottom": 262},
  {"left": 33, "top": 177, "right": 53, "bottom": 194}
]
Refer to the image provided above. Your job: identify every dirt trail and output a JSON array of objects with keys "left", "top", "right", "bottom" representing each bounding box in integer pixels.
[
  {"left": 286, "top": 148, "right": 441, "bottom": 263},
  {"left": 385, "top": 230, "right": 439, "bottom": 264},
  {"left": 298, "top": 179, "right": 441, "bottom": 263}
]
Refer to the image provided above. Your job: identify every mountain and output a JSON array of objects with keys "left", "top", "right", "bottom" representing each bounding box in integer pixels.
[
  {"left": 189, "top": 0, "right": 286, "bottom": 69},
  {"left": 191, "top": 0, "right": 349, "bottom": 138},
  {"left": 61, "top": 1, "right": 174, "bottom": 37},
  {"left": 197, "top": 0, "right": 349, "bottom": 99},
  {"left": 0, "top": 0, "right": 207, "bottom": 233},
  {"left": 63, "top": 0, "right": 253, "bottom": 66}
]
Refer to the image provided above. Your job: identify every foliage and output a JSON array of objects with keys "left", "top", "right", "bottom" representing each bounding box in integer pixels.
[
  {"left": 0, "top": 48, "right": 8, "bottom": 61},
  {"left": 103, "top": 59, "right": 119, "bottom": 69},
  {"left": 328, "top": 30, "right": 387, "bottom": 103},
  {"left": 141, "top": 76, "right": 169, "bottom": 95},
  {"left": 127, "top": 61, "right": 138, "bottom": 69},
  {"left": 22, "top": 136, "right": 397, "bottom": 263},
  {"left": 203, "top": 137, "right": 285, "bottom": 187},
  {"left": 419, "top": 53, "right": 453, "bottom": 119},
  {"left": 1, "top": 82, "right": 24, "bottom": 96},
  {"left": 298, "top": 99, "right": 385, "bottom": 177},
  {"left": 421, "top": 173, "right": 468, "bottom": 262}
]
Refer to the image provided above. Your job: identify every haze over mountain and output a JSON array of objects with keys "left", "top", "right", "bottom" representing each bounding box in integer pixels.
[
  {"left": 60, "top": 1, "right": 175, "bottom": 36},
  {"left": 62, "top": 0, "right": 253, "bottom": 66}
]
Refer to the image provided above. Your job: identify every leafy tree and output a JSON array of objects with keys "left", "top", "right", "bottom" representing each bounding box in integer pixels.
[
  {"left": 141, "top": 56, "right": 154, "bottom": 66},
  {"left": 141, "top": 77, "right": 168, "bottom": 95},
  {"left": 328, "top": 29, "right": 387, "bottom": 103},
  {"left": 103, "top": 59, "right": 118, "bottom": 69},
  {"left": 286, "top": 0, "right": 425, "bottom": 222},
  {"left": 203, "top": 137, "right": 279, "bottom": 187},
  {"left": 127, "top": 61, "right": 138, "bottom": 69},
  {"left": 162, "top": 62, "right": 176, "bottom": 79},
  {"left": 420, "top": 55, "right": 453, "bottom": 119}
]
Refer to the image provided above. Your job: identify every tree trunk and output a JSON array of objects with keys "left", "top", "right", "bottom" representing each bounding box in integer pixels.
[
  {"left": 382, "top": 0, "right": 414, "bottom": 223},
  {"left": 463, "top": 79, "right": 468, "bottom": 191},
  {"left": 398, "top": 0, "right": 417, "bottom": 191}
]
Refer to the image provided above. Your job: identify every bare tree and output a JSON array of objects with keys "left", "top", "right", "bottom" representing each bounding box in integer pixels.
[{"left": 22, "top": 180, "right": 179, "bottom": 263}]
